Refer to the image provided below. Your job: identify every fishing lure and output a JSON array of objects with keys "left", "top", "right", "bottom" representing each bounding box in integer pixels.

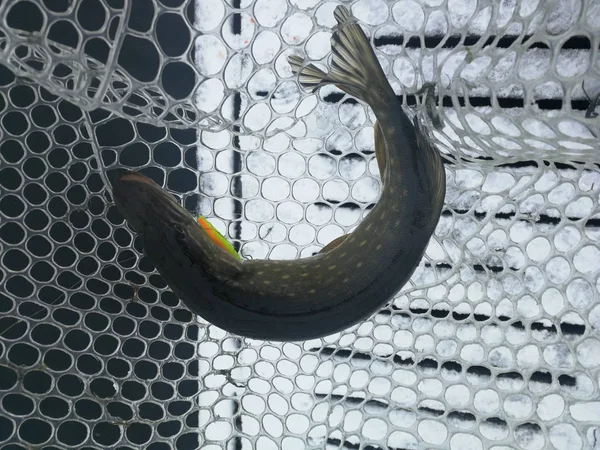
[
  {"left": 113, "top": 6, "right": 446, "bottom": 341},
  {"left": 196, "top": 216, "right": 240, "bottom": 260}
]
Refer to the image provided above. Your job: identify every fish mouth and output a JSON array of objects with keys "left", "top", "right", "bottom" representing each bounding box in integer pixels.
[
  {"left": 112, "top": 170, "right": 173, "bottom": 233},
  {"left": 116, "top": 169, "right": 159, "bottom": 187}
]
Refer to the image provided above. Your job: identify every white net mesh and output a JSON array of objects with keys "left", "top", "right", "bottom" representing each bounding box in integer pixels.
[{"left": 1, "top": 0, "right": 600, "bottom": 449}]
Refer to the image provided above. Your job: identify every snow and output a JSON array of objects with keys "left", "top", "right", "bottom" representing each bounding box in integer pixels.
[{"left": 192, "top": 0, "right": 600, "bottom": 445}]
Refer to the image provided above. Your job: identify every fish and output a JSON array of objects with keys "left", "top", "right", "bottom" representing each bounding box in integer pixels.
[{"left": 112, "top": 5, "right": 446, "bottom": 341}]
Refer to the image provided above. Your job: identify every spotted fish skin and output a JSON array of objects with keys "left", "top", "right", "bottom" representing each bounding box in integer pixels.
[{"left": 113, "top": 6, "right": 446, "bottom": 341}]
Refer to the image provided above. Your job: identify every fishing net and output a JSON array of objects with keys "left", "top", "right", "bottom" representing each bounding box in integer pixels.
[{"left": 1, "top": 0, "right": 599, "bottom": 449}]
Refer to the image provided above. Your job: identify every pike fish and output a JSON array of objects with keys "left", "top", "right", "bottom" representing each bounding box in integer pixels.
[{"left": 113, "top": 5, "right": 446, "bottom": 341}]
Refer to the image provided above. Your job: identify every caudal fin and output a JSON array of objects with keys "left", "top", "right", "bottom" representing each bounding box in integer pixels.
[
  {"left": 288, "top": 5, "right": 394, "bottom": 104},
  {"left": 288, "top": 55, "right": 328, "bottom": 91}
]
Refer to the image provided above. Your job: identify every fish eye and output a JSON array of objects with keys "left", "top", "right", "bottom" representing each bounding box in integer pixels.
[{"left": 173, "top": 224, "right": 186, "bottom": 239}]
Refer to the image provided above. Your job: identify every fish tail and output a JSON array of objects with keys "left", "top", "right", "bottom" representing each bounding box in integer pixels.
[
  {"left": 289, "top": 5, "right": 394, "bottom": 104},
  {"left": 288, "top": 55, "right": 330, "bottom": 91}
]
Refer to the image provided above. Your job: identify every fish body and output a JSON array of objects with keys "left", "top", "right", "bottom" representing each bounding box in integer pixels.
[{"left": 113, "top": 6, "right": 446, "bottom": 341}]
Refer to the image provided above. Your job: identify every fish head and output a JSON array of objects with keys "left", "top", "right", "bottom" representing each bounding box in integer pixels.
[
  {"left": 112, "top": 170, "right": 190, "bottom": 236},
  {"left": 112, "top": 170, "right": 242, "bottom": 313}
]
